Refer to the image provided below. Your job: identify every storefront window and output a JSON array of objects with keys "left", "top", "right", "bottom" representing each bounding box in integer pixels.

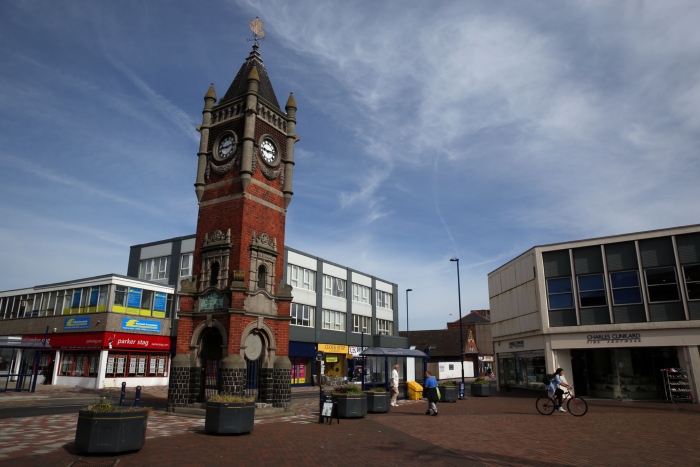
[
  {"left": 290, "top": 357, "right": 311, "bottom": 385},
  {"left": 578, "top": 347, "right": 678, "bottom": 400},
  {"left": 105, "top": 352, "right": 168, "bottom": 378},
  {"left": 498, "top": 352, "right": 546, "bottom": 388},
  {"left": 59, "top": 351, "right": 101, "bottom": 377}
]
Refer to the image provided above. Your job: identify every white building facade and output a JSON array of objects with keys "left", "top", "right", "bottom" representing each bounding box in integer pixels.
[{"left": 488, "top": 224, "right": 700, "bottom": 401}]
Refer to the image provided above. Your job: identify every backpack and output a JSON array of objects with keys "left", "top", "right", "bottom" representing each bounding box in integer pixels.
[{"left": 542, "top": 374, "right": 552, "bottom": 385}]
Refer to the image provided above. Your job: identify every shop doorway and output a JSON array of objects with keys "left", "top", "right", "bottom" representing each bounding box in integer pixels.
[
  {"left": 573, "top": 347, "right": 679, "bottom": 400},
  {"left": 199, "top": 327, "right": 223, "bottom": 401}
]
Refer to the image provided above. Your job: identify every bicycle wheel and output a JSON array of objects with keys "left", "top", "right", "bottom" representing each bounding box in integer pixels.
[
  {"left": 567, "top": 396, "right": 588, "bottom": 416},
  {"left": 536, "top": 396, "right": 555, "bottom": 415}
]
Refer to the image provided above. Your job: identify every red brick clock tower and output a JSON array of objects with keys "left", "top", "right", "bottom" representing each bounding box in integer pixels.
[{"left": 168, "top": 39, "right": 298, "bottom": 410}]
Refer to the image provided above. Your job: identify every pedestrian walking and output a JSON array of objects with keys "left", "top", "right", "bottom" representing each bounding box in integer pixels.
[{"left": 424, "top": 370, "right": 439, "bottom": 416}]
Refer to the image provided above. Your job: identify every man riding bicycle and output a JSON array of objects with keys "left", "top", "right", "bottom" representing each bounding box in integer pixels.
[{"left": 547, "top": 368, "right": 571, "bottom": 413}]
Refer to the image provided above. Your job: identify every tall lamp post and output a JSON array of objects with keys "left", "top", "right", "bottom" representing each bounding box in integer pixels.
[
  {"left": 450, "top": 258, "right": 465, "bottom": 399},
  {"left": 405, "top": 289, "right": 412, "bottom": 349}
]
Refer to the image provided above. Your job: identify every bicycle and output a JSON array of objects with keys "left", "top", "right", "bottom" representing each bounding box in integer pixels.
[{"left": 536, "top": 388, "right": 588, "bottom": 416}]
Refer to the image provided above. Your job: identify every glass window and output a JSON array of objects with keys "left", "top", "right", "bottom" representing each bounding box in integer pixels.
[
  {"left": 577, "top": 274, "right": 607, "bottom": 307},
  {"left": 114, "top": 286, "right": 128, "bottom": 307},
  {"left": 376, "top": 291, "right": 393, "bottom": 309},
  {"left": 645, "top": 267, "right": 680, "bottom": 303},
  {"left": 287, "top": 264, "right": 316, "bottom": 291},
  {"left": 139, "top": 259, "right": 153, "bottom": 280},
  {"left": 290, "top": 303, "right": 314, "bottom": 327},
  {"left": 610, "top": 271, "right": 643, "bottom": 305},
  {"left": 180, "top": 253, "right": 193, "bottom": 277},
  {"left": 139, "top": 257, "right": 169, "bottom": 280},
  {"left": 59, "top": 352, "right": 101, "bottom": 377},
  {"left": 547, "top": 277, "right": 573, "bottom": 309},
  {"left": 353, "top": 315, "right": 370, "bottom": 333},
  {"left": 352, "top": 284, "right": 371, "bottom": 304},
  {"left": 684, "top": 264, "right": 700, "bottom": 301},
  {"left": 377, "top": 319, "right": 392, "bottom": 335},
  {"left": 323, "top": 275, "right": 346, "bottom": 298},
  {"left": 322, "top": 309, "right": 346, "bottom": 331},
  {"left": 156, "top": 257, "right": 168, "bottom": 279}
]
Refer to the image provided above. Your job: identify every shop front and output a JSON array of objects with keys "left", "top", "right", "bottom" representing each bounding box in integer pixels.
[
  {"left": 317, "top": 343, "right": 348, "bottom": 384},
  {"left": 289, "top": 341, "right": 315, "bottom": 386},
  {"left": 496, "top": 329, "right": 699, "bottom": 401},
  {"left": 23, "top": 330, "right": 171, "bottom": 388}
]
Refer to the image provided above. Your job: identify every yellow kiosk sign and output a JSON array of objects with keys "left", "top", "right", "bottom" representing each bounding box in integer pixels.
[{"left": 317, "top": 344, "right": 349, "bottom": 354}]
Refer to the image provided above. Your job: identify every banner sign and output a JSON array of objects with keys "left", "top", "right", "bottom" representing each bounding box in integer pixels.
[
  {"left": 64, "top": 317, "right": 91, "bottom": 330},
  {"left": 153, "top": 292, "right": 167, "bottom": 312},
  {"left": 318, "top": 344, "right": 349, "bottom": 354},
  {"left": 71, "top": 290, "right": 81, "bottom": 308},
  {"left": 23, "top": 332, "right": 171, "bottom": 350},
  {"left": 89, "top": 287, "right": 99, "bottom": 306},
  {"left": 127, "top": 288, "right": 142, "bottom": 308},
  {"left": 121, "top": 318, "right": 161, "bottom": 333}
]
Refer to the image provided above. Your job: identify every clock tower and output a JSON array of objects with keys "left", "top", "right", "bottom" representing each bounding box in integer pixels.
[{"left": 168, "top": 37, "right": 298, "bottom": 410}]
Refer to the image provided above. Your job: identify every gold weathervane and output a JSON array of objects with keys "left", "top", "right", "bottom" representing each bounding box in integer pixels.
[{"left": 248, "top": 17, "right": 265, "bottom": 45}]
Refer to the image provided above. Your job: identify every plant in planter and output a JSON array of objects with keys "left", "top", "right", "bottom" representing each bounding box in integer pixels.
[
  {"left": 332, "top": 384, "right": 367, "bottom": 418},
  {"left": 205, "top": 394, "right": 256, "bottom": 435},
  {"left": 364, "top": 387, "right": 390, "bottom": 413},
  {"left": 471, "top": 377, "right": 490, "bottom": 397},
  {"left": 438, "top": 380, "right": 459, "bottom": 402},
  {"left": 74, "top": 396, "right": 151, "bottom": 454}
]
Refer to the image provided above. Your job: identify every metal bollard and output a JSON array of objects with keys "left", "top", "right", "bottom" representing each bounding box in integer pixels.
[
  {"left": 134, "top": 385, "right": 142, "bottom": 407},
  {"left": 119, "top": 382, "right": 126, "bottom": 406}
]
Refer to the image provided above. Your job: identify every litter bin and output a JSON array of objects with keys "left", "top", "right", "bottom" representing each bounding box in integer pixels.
[{"left": 407, "top": 381, "right": 423, "bottom": 400}]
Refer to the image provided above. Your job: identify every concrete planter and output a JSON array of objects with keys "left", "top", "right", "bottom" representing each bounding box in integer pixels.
[
  {"left": 205, "top": 401, "right": 255, "bottom": 435},
  {"left": 364, "top": 391, "right": 390, "bottom": 413},
  {"left": 332, "top": 393, "right": 367, "bottom": 418},
  {"left": 471, "top": 384, "right": 490, "bottom": 397},
  {"left": 438, "top": 385, "right": 459, "bottom": 402},
  {"left": 74, "top": 410, "right": 148, "bottom": 454}
]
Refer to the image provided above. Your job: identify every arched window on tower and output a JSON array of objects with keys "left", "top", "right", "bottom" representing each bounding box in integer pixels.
[
  {"left": 257, "top": 264, "right": 267, "bottom": 289},
  {"left": 210, "top": 261, "right": 220, "bottom": 287}
]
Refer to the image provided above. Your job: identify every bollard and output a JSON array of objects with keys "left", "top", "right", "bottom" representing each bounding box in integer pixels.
[
  {"left": 134, "top": 385, "right": 142, "bottom": 407},
  {"left": 119, "top": 382, "right": 126, "bottom": 407}
]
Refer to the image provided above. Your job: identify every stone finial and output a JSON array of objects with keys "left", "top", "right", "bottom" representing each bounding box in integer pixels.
[
  {"left": 204, "top": 83, "right": 217, "bottom": 101},
  {"left": 285, "top": 93, "right": 296, "bottom": 110}
]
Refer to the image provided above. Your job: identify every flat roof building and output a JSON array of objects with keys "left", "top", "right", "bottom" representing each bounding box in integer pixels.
[{"left": 488, "top": 224, "right": 700, "bottom": 402}]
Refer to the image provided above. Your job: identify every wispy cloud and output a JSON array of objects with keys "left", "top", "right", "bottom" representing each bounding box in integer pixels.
[{"left": 106, "top": 58, "right": 199, "bottom": 144}]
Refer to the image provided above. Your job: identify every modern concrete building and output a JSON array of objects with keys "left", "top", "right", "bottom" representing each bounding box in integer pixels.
[
  {"left": 0, "top": 275, "right": 175, "bottom": 389},
  {"left": 488, "top": 224, "right": 700, "bottom": 401}
]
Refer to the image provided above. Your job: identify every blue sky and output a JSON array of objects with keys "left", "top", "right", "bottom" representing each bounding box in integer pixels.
[{"left": 1, "top": 1, "right": 699, "bottom": 331}]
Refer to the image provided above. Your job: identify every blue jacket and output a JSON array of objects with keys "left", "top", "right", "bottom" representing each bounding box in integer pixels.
[{"left": 547, "top": 374, "right": 563, "bottom": 393}]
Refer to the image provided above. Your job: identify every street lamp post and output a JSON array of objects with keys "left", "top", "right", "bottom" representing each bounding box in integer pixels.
[
  {"left": 405, "top": 289, "right": 412, "bottom": 349},
  {"left": 450, "top": 258, "right": 465, "bottom": 399}
]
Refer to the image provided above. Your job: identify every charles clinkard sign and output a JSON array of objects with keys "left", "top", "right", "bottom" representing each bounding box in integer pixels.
[{"left": 587, "top": 333, "right": 641, "bottom": 344}]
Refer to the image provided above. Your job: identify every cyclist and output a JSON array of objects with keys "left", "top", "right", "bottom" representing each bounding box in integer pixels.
[{"left": 547, "top": 368, "right": 571, "bottom": 412}]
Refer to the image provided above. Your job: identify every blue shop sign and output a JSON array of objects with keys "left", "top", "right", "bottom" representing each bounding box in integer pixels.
[
  {"left": 64, "top": 317, "right": 91, "bottom": 330},
  {"left": 121, "top": 318, "right": 161, "bottom": 333}
]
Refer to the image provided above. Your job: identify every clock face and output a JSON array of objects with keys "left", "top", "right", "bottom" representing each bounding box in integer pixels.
[
  {"left": 260, "top": 138, "right": 277, "bottom": 164},
  {"left": 217, "top": 134, "right": 235, "bottom": 160}
]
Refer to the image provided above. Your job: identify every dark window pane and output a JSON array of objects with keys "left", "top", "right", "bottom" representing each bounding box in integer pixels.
[
  {"left": 580, "top": 290, "right": 607, "bottom": 307},
  {"left": 645, "top": 267, "right": 677, "bottom": 286},
  {"left": 549, "top": 293, "right": 573, "bottom": 310},
  {"left": 578, "top": 275, "right": 604, "bottom": 292},
  {"left": 612, "top": 288, "right": 642, "bottom": 305},
  {"left": 684, "top": 264, "right": 700, "bottom": 283},
  {"left": 610, "top": 271, "right": 639, "bottom": 288},
  {"left": 648, "top": 284, "right": 680, "bottom": 302},
  {"left": 687, "top": 282, "right": 700, "bottom": 300},
  {"left": 547, "top": 278, "right": 572, "bottom": 294}
]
